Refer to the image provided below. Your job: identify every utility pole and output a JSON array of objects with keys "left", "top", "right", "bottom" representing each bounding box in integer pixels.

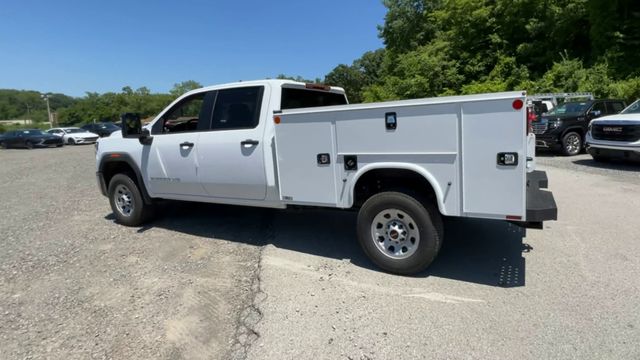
[
  {"left": 41, "top": 94, "right": 52, "bottom": 126},
  {"left": 25, "top": 103, "right": 31, "bottom": 124}
]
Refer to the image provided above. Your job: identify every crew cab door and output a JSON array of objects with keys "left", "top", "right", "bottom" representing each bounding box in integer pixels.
[
  {"left": 197, "top": 86, "right": 267, "bottom": 200},
  {"left": 143, "top": 91, "right": 212, "bottom": 196}
]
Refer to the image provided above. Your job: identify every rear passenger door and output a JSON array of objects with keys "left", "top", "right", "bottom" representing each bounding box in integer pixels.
[{"left": 197, "top": 86, "right": 268, "bottom": 200}]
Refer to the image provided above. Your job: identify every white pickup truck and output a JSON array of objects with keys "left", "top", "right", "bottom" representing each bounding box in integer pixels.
[{"left": 96, "top": 79, "right": 557, "bottom": 274}]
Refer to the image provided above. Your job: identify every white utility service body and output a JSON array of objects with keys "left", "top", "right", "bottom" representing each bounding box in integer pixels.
[
  {"left": 96, "top": 80, "right": 557, "bottom": 274},
  {"left": 276, "top": 92, "right": 534, "bottom": 220}
]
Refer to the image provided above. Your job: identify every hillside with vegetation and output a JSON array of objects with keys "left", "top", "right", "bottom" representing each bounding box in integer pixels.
[
  {"left": 1, "top": 0, "right": 638, "bottom": 131},
  {"left": 326, "top": 0, "right": 640, "bottom": 103}
]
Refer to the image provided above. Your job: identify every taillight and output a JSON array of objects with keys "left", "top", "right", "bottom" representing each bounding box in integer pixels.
[{"left": 526, "top": 107, "right": 536, "bottom": 134}]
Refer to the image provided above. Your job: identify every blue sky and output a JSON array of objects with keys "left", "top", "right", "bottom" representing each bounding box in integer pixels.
[{"left": 0, "top": 0, "right": 387, "bottom": 97}]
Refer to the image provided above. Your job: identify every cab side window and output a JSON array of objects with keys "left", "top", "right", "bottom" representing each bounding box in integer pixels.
[
  {"left": 608, "top": 102, "right": 625, "bottom": 114},
  {"left": 211, "top": 86, "right": 264, "bottom": 130},
  {"left": 157, "top": 92, "right": 207, "bottom": 134}
]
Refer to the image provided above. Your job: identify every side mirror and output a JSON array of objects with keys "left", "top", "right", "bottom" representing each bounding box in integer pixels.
[
  {"left": 121, "top": 113, "right": 142, "bottom": 138},
  {"left": 590, "top": 110, "right": 602, "bottom": 118}
]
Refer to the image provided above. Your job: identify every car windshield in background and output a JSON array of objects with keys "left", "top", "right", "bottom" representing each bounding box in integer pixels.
[
  {"left": 281, "top": 88, "right": 348, "bottom": 110},
  {"left": 99, "top": 123, "right": 119, "bottom": 129},
  {"left": 621, "top": 100, "right": 640, "bottom": 114},
  {"left": 547, "top": 102, "right": 589, "bottom": 115},
  {"left": 64, "top": 128, "right": 84, "bottom": 133}
]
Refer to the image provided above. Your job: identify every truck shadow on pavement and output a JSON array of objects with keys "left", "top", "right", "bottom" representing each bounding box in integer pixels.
[
  {"left": 116, "top": 201, "right": 530, "bottom": 288},
  {"left": 573, "top": 158, "right": 640, "bottom": 172}
]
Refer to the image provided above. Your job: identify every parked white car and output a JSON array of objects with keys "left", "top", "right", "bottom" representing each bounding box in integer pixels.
[
  {"left": 586, "top": 99, "right": 640, "bottom": 162},
  {"left": 47, "top": 127, "right": 100, "bottom": 145}
]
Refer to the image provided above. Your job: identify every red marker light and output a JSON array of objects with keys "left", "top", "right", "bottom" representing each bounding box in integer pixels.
[{"left": 512, "top": 99, "right": 524, "bottom": 110}]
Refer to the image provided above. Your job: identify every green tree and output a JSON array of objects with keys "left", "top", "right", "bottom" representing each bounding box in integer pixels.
[{"left": 169, "top": 80, "right": 203, "bottom": 98}]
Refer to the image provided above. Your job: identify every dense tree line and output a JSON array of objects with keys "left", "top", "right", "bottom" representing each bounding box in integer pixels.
[
  {"left": 0, "top": 81, "right": 201, "bottom": 130},
  {"left": 326, "top": 0, "right": 640, "bottom": 103},
  {"left": 2, "top": 0, "right": 639, "bottom": 131}
]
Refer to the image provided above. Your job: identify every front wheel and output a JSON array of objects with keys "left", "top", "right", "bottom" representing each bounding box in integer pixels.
[
  {"left": 25, "top": 141, "right": 34, "bottom": 149},
  {"left": 562, "top": 131, "right": 582, "bottom": 156},
  {"left": 67, "top": 138, "right": 75, "bottom": 145},
  {"left": 108, "top": 173, "right": 155, "bottom": 226},
  {"left": 357, "top": 191, "right": 443, "bottom": 275}
]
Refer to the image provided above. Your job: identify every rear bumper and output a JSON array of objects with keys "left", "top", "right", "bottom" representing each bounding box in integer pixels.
[{"left": 522, "top": 170, "right": 558, "bottom": 228}]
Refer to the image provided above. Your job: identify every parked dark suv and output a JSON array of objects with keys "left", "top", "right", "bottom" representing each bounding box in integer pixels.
[
  {"left": 533, "top": 99, "right": 626, "bottom": 155},
  {"left": 81, "top": 122, "right": 120, "bottom": 137}
]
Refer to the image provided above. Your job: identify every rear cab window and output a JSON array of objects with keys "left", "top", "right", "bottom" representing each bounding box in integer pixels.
[{"left": 281, "top": 86, "right": 348, "bottom": 110}]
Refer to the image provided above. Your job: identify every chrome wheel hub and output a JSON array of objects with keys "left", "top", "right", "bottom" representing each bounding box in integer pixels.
[
  {"left": 565, "top": 134, "right": 580, "bottom": 154},
  {"left": 114, "top": 184, "right": 134, "bottom": 217},
  {"left": 370, "top": 209, "right": 419, "bottom": 259}
]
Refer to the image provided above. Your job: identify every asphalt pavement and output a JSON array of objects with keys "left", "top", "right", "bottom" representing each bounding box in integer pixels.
[{"left": 1, "top": 145, "right": 639, "bottom": 360}]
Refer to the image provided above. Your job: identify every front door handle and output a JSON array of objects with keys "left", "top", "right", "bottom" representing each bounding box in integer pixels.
[
  {"left": 179, "top": 142, "right": 194, "bottom": 149},
  {"left": 241, "top": 139, "right": 259, "bottom": 146}
]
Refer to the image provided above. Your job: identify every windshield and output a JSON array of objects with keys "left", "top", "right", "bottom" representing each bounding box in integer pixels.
[
  {"left": 547, "top": 102, "right": 589, "bottom": 115},
  {"left": 64, "top": 128, "right": 84, "bottom": 133},
  {"left": 621, "top": 100, "right": 640, "bottom": 114},
  {"left": 98, "top": 123, "right": 120, "bottom": 129}
]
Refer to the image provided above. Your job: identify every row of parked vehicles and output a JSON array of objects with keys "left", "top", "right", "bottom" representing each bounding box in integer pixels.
[
  {"left": 0, "top": 122, "right": 120, "bottom": 149},
  {"left": 528, "top": 93, "right": 640, "bottom": 161}
]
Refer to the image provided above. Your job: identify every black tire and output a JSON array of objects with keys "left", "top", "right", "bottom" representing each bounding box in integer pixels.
[
  {"left": 108, "top": 173, "right": 155, "bottom": 226},
  {"left": 561, "top": 131, "right": 582, "bottom": 156},
  {"left": 357, "top": 191, "right": 443, "bottom": 275},
  {"left": 67, "top": 138, "right": 75, "bottom": 145},
  {"left": 25, "top": 141, "right": 34, "bottom": 150},
  {"left": 0, "top": 141, "right": 7, "bottom": 149},
  {"left": 56, "top": 144, "right": 63, "bottom": 148}
]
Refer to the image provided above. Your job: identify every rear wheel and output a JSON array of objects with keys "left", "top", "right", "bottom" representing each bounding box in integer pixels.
[
  {"left": 0, "top": 141, "right": 7, "bottom": 149},
  {"left": 357, "top": 191, "right": 443, "bottom": 275},
  {"left": 108, "top": 173, "right": 155, "bottom": 226},
  {"left": 562, "top": 131, "right": 582, "bottom": 156}
]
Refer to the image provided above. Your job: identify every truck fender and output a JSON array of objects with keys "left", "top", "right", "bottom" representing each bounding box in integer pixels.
[
  {"left": 348, "top": 162, "right": 446, "bottom": 214},
  {"left": 98, "top": 153, "right": 153, "bottom": 205}
]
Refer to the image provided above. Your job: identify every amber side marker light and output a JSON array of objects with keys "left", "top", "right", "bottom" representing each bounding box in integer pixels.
[{"left": 274, "top": 116, "right": 281, "bottom": 124}]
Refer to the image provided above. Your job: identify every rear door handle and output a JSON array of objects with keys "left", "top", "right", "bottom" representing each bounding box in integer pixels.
[
  {"left": 179, "top": 142, "right": 194, "bottom": 149},
  {"left": 241, "top": 139, "right": 259, "bottom": 146}
]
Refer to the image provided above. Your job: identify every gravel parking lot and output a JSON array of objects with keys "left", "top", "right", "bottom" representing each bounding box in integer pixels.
[{"left": 1, "top": 146, "right": 639, "bottom": 360}]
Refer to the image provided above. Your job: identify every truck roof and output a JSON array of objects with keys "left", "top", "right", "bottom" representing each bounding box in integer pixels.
[{"left": 183, "top": 79, "right": 346, "bottom": 97}]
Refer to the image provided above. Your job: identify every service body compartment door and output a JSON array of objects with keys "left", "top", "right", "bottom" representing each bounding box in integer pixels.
[
  {"left": 461, "top": 99, "right": 526, "bottom": 218},
  {"left": 274, "top": 113, "right": 338, "bottom": 206}
]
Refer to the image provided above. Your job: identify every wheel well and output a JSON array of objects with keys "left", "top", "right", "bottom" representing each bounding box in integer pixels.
[
  {"left": 562, "top": 127, "right": 585, "bottom": 139},
  {"left": 102, "top": 161, "right": 136, "bottom": 189},
  {"left": 353, "top": 169, "right": 438, "bottom": 209}
]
